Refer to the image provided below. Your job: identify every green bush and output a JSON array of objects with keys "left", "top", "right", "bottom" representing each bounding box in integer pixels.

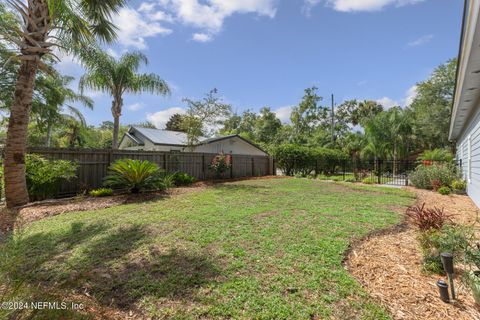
[
  {"left": 362, "top": 177, "right": 377, "bottom": 184},
  {"left": 438, "top": 186, "right": 451, "bottom": 195},
  {"left": 158, "top": 174, "right": 175, "bottom": 191},
  {"left": 418, "top": 225, "right": 472, "bottom": 274},
  {"left": 104, "top": 159, "right": 164, "bottom": 193},
  {"left": 272, "top": 144, "right": 348, "bottom": 176},
  {"left": 409, "top": 164, "right": 458, "bottom": 190},
  {"left": 25, "top": 154, "right": 78, "bottom": 201},
  {"left": 89, "top": 188, "right": 114, "bottom": 197},
  {"left": 451, "top": 179, "right": 467, "bottom": 192},
  {"left": 272, "top": 144, "right": 316, "bottom": 176},
  {"left": 417, "top": 149, "right": 454, "bottom": 162},
  {"left": 172, "top": 172, "right": 196, "bottom": 186}
]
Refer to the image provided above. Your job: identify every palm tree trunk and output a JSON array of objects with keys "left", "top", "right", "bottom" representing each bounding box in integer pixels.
[
  {"left": 111, "top": 97, "right": 123, "bottom": 149},
  {"left": 4, "top": 60, "right": 38, "bottom": 209}
]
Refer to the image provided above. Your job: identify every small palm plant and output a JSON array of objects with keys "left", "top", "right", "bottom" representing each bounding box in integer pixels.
[{"left": 104, "top": 159, "right": 163, "bottom": 193}]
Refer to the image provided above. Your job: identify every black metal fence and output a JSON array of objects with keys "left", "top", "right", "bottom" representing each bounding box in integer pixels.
[{"left": 312, "top": 159, "right": 419, "bottom": 186}]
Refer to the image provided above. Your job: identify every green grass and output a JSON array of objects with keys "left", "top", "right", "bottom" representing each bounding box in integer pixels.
[{"left": 0, "top": 178, "right": 414, "bottom": 319}]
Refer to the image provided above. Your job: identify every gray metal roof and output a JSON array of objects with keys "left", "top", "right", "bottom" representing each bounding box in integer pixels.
[{"left": 131, "top": 126, "right": 190, "bottom": 145}]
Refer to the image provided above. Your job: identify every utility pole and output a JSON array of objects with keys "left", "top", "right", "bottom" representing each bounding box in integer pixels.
[{"left": 331, "top": 94, "right": 335, "bottom": 145}]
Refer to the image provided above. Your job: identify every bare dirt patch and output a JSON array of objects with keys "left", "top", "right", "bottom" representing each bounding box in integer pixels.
[{"left": 346, "top": 188, "right": 480, "bottom": 320}]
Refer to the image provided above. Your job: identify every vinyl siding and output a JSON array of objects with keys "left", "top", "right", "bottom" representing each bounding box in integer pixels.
[{"left": 457, "top": 101, "right": 480, "bottom": 207}]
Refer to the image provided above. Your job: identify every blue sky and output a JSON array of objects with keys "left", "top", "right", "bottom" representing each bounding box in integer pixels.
[{"left": 58, "top": 0, "right": 464, "bottom": 128}]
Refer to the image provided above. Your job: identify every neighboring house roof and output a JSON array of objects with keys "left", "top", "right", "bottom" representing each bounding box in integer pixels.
[
  {"left": 449, "top": 0, "right": 480, "bottom": 141},
  {"left": 120, "top": 126, "right": 268, "bottom": 154},
  {"left": 130, "top": 126, "right": 190, "bottom": 146},
  {"left": 196, "top": 134, "right": 268, "bottom": 155}
]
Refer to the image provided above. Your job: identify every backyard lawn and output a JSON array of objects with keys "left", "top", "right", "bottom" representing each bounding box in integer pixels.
[{"left": 0, "top": 178, "right": 414, "bottom": 319}]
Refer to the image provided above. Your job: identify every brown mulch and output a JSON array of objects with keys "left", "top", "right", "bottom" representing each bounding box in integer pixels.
[
  {"left": 346, "top": 188, "right": 480, "bottom": 320},
  {"left": 10, "top": 176, "right": 286, "bottom": 227}
]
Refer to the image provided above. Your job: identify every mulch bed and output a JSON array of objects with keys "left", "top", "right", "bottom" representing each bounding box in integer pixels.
[{"left": 345, "top": 187, "right": 480, "bottom": 320}]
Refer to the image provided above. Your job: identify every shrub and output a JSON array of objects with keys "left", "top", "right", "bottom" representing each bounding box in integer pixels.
[
  {"left": 409, "top": 163, "right": 458, "bottom": 190},
  {"left": 405, "top": 203, "right": 454, "bottom": 231},
  {"left": 272, "top": 144, "right": 315, "bottom": 176},
  {"left": 438, "top": 186, "right": 451, "bottom": 195},
  {"left": 345, "top": 178, "right": 356, "bottom": 183},
  {"left": 418, "top": 149, "right": 454, "bottom": 162},
  {"left": 451, "top": 179, "right": 467, "bottom": 192},
  {"left": 431, "top": 179, "right": 441, "bottom": 191},
  {"left": 89, "top": 188, "right": 114, "bottom": 197},
  {"left": 104, "top": 159, "right": 163, "bottom": 193},
  {"left": 172, "top": 172, "right": 196, "bottom": 186},
  {"left": 210, "top": 153, "right": 232, "bottom": 178},
  {"left": 418, "top": 225, "right": 472, "bottom": 274},
  {"left": 272, "top": 144, "right": 348, "bottom": 176},
  {"left": 362, "top": 177, "right": 376, "bottom": 184},
  {"left": 157, "top": 174, "right": 175, "bottom": 191},
  {"left": 25, "top": 154, "right": 78, "bottom": 201}
]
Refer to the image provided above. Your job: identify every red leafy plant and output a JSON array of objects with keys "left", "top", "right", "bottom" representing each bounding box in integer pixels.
[
  {"left": 431, "top": 179, "right": 442, "bottom": 191},
  {"left": 405, "top": 203, "right": 455, "bottom": 231}
]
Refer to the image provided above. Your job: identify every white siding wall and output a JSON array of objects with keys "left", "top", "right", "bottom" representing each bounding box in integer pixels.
[
  {"left": 193, "top": 137, "right": 267, "bottom": 156},
  {"left": 457, "top": 102, "right": 480, "bottom": 207}
]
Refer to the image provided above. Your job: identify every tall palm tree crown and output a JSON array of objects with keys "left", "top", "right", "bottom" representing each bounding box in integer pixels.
[
  {"left": 79, "top": 50, "right": 170, "bottom": 149},
  {"left": 0, "top": 0, "right": 126, "bottom": 210}
]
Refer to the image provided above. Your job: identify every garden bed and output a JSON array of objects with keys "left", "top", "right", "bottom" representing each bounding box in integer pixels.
[{"left": 346, "top": 188, "right": 480, "bottom": 320}]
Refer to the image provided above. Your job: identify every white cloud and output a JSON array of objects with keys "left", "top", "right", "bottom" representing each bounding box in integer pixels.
[
  {"left": 274, "top": 106, "right": 293, "bottom": 123},
  {"left": 305, "top": 0, "right": 424, "bottom": 13},
  {"left": 375, "top": 85, "right": 418, "bottom": 109},
  {"left": 192, "top": 33, "right": 212, "bottom": 42},
  {"left": 407, "top": 34, "right": 434, "bottom": 48},
  {"left": 128, "top": 103, "right": 145, "bottom": 111},
  {"left": 376, "top": 97, "right": 398, "bottom": 109},
  {"left": 143, "top": 0, "right": 277, "bottom": 41},
  {"left": 112, "top": 6, "right": 172, "bottom": 49},
  {"left": 146, "top": 107, "right": 186, "bottom": 128},
  {"left": 403, "top": 85, "right": 418, "bottom": 106}
]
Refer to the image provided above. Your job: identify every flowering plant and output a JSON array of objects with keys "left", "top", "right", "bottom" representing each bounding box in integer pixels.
[{"left": 210, "top": 153, "right": 232, "bottom": 177}]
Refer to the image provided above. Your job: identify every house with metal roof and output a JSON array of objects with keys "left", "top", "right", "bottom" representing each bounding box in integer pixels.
[
  {"left": 119, "top": 126, "right": 268, "bottom": 156},
  {"left": 449, "top": 0, "right": 480, "bottom": 206}
]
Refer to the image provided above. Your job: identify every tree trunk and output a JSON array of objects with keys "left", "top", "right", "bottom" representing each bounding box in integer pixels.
[
  {"left": 4, "top": 60, "right": 38, "bottom": 209},
  {"left": 111, "top": 97, "right": 123, "bottom": 149},
  {"left": 46, "top": 122, "right": 53, "bottom": 147}
]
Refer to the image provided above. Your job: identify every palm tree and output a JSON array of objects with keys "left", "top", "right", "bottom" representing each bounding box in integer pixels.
[
  {"left": 32, "top": 74, "right": 93, "bottom": 147},
  {"left": 79, "top": 50, "right": 170, "bottom": 149},
  {"left": 0, "top": 0, "right": 126, "bottom": 208}
]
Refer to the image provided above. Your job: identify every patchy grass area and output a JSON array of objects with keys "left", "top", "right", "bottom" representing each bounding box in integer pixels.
[{"left": 0, "top": 178, "right": 414, "bottom": 319}]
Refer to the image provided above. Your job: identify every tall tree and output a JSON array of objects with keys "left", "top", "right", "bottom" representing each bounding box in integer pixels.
[
  {"left": 80, "top": 50, "right": 170, "bottom": 149},
  {"left": 255, "top": 107, "right": 281, "bottom": 144},
  {"left": 408, "top": 59, "right": 457, "bottom": 150},
  {"left": 0, "top": 0, "right": 126, "bottom": 209},
  {"left": 290, "top": 87, "right": 327, "bottom": 144},
  {"left": 181, "top": 89, "right": 231, "bottom": 148},
  {"left": 165, "top": 113, "right": 186, "bottom": 132},
  {"left": 32, "top": 74, "right": 93, "bottom": 146},
  {"left": 336, "top": 99, "right": 384, "bottom": 127}
]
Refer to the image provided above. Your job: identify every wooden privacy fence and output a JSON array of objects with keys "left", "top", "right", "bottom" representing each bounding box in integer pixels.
[{"left": 25, "top": 147, "right": 275, "bottom": 196}]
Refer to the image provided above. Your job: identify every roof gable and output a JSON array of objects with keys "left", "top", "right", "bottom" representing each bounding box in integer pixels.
[{"left": 131, "top": 127, "right": 189, "bottom": 146}]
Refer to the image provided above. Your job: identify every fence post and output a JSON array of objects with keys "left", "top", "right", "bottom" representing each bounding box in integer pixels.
[
  {"left": 251, "top": 157, "right": 255, "bottom": 176},
  {"left": 377, "top": 159, "right": 382, "bottom": 184},
  {"left": 164, "top": 153, "right": 168, "bottom": 173},
  {"left": 230, "top": 155, "right": 234, "bottom": 179},
  {"left": 202, "top": 154, "right": 206, "bottom": 180}
]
